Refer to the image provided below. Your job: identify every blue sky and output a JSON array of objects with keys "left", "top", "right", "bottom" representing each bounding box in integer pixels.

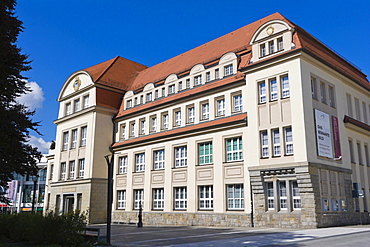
[{"left": 15, "top": 0, "right": 370, "bottom": 153}]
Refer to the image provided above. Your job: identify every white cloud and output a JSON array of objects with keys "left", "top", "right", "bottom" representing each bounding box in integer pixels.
[
  {"left": 28, "top": 135, "right": 51, "bottom": 154},
  {"left": 17, "top": 81, "right": 45, "bottom": 109}
]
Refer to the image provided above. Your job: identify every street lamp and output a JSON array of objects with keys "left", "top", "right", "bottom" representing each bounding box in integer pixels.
[
  {"left": 104, "top": 153, "right": 114, "bottom": 245},
  {"left": 31, "top": 173, "right": 39, "bottom": 213}
]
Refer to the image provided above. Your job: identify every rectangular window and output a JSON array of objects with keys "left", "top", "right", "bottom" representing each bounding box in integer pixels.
[
  {"left": 127, "top": 99, "right": 132, "bottom": 108},
  {"left": 277, "top": 37, "right": 283, "bottom": 51},
  {"left": 163, "top": 114, "right": 169, "bottom": 129},
  {"left": 357, "top": 142, "right": 363, "bottom": 165},
  {"left": 364, "top": 144, "right": 369, "bottom": 167},
  {"left": 121, "top": 125, "right": 126, "bottom": 139},
  {"left": 311, "top": 77, "right": 317, "bottom": 99},
  {"left": 349, "top": 139, "right": 355, "bottom": 163},
  {"left": 169, "top": 85, "right": 175, "bottom": 94},
  {"left": 266, "top": 182, "right": 274, "bottom": 209},
  {"left": 270, "top": 79, "right": 278, "bottom": 101},
  {"left": 174, "top": 187, "right": 187, "bottom": 209},
  {"left": 227, "top": 184, "right": 244, "bottom": 210},
  {"left": 154, "top": 150, "right": 165, "bottom": 170},
  {"left": 279, "top": 181, "right": 287, "bottom": 210},
  {"left": 135, "top": 153, "right": 145, "bottom": 172},
  {"left": 119, "top": 156, "right": 128, "bottom": 174},
  {"left": 81, "top": 126, "right": 87, "bottom": 146},
  {"left": 65, "top": 102, "right": 71, "bottom": 115},
  {"left": 292, "top": 181, "right": 301, "bottom": 209},
  {"left": 49, "top": 164, "right": 54, "bottom": 180},
  {"left": 328, "top": 86, "right": 335, "bottom": 107},
  {"left": 362, "top": 102, "right": 368, "bottom": 124},
  {"left": 140, "top": 120, "right": 145, "bottom": 135},
  {"left": 215, "top": 69, "right": 219, "bottom": 79},
  {"left": 281, "top": 75, "right": 290, "bottom": 98},
  {"left": 217, "top": 99, "right": 225, "bottom": 116},
  {"left": 199, "top": 185, "right": 213, "bottom": 210},
  {"left": 175, "top": 110, "right": 181, "bottom": 126},
  {"left": 322, "top": 198, "right": 329, "bottom": 211},
  {"left": 194, "top": 75, "right": 202, "bottom": 86},
  {"left": 320, "top": 82, "right": 326, "bottom": 103},
  {"left": 63, "top": 132, "right": 69, "bottom": 151},
  {"left": 226, "top": 137, "right": 243, "bottom": 161},
  {"left": 130, "top": 122, "right": 135, "bottom": 137},
  {"left": 147, "top": 93, "right": 152, "bottom": 102},
  {"left": 155, "top": 90, "right": 159, "bottom": 99},
  {"left": 179, "top": 81, "right": 183, "bottom": 91},
  {"left": 261, "top": 131, "right": 269, "bottom": 158},
  {"left": 260, "top": 44, "right": 266, "bottom": 57},
  {"left": 161, "top": 88, "right": 165, "bottom": 97},
  {"left": 134, "top": 189, "right": 144, "bottom": 210},
  {"left": 355, "top": 98, "right": 361, "bottom": 121},
  {"left": 202, "top": 103, "right": 209, "bottom": 120},
  {"left": 224, "top": 64, "right": 233, "bottom": 76},
  {"left": 206, "top": 72, "right": 211, "bottom": 82},
  {"left": 188, "top": 107, "right": 195, "bottom": 123},
  {"left": 60, "top": 162, "right": 66, "bottom": 180},
  {"left": 151, "top": 117, "right": 157, "bottom": 132},
  {"left": 175, "top": 146, "right": 187, "bottom": 167},
  {"left": 269, "top": 41, "right": 275, "bottom": 54},
  {"left": 74, "top": 99, "right": 80, "bottom": 112},
  {"left": 71, "top": 129, "right": 77, "bottom": 149},
  {"left": 284, "top": 127, "right": 293, "bottom": 155},
  {"left": 233, "top": 94, "right": 243, "bottom": 112},
  {"left": 259, "top": 82, "right": 266, "bottom": 103},
  {"left": 272, "top": 129, "right": 281, "bottom": 156},
  {"left": 186, "top": 79, "right": 191, "bottom": 88},
  {"left": 79, "top": 159, "right": 85, "bottom": 178},
  {"left": 153, "top": 188, "right": 164, "bottom": 210},
  {"left": 117, "top": 190, "right": 126, "bottom": 209},
  {"left": 69, "top": 161, "right": 75, "bottom": 179},
  {"left": 199, "top": 142, "right": 213, "bottom": 165},
  {"left": 346, "top": 94, "right": 353, "bottom": 117},
  {"left": 83, "top": 95, "right": 89, "bottom": 109},
  {"left": 140, "top": 95, "right": 144, "bottom": 104}
]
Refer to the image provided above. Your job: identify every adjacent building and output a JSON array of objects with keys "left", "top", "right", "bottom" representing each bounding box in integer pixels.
[{"left": 45, "top": 13, "right": 370, "bottom": 228}]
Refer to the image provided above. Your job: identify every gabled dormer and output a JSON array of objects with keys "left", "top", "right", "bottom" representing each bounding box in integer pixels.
[{"left": 250, "top": 20, "right": 294, "bottom": 63}]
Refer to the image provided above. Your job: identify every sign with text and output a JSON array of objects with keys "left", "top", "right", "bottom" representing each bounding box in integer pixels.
[{"left": 315, "top": 109, "right": 333, "bottom": 158}]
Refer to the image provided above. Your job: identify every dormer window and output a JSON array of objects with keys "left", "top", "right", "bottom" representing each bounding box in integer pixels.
[
  {"left": 127, "top": 99, "right": 132, "bottom": 108},
  {"left": 277, "top": 37, "right": 283, "bottom": 51},
  {"left": 269, "top": 41, "right": 275, "bottom": 54},
  {"left": 147, "top": 93, "right": 152, "bottom": 102},
  {"left": 260, "top": 44, "right": 266, "bottom": 57},
  {"left": 194, "top": 75, "right": 202, "bottom": 86},
  {"left": 169, "top": 84, "right": 175, "bottom": 94},
  {"left": 224, "top": 64, "right": 233, "bottom": 76},
  {"left": 65, "top": 102, "right": 71, "bottom": 116},
  {"left": 140, "top": 95, "right": 144, "bottom": 104}
]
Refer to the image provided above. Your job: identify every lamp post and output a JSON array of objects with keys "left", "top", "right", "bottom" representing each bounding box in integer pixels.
[
  {"left": 31, "top": 174, "right": 39, "bottom": 213},
  {"left": 104, "top": 153, "right": 114, "bottom": 245}
]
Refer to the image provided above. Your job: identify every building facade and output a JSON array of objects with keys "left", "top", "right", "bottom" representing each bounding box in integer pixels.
[{"left": 46, "top": 13, "right": 370, "bottom": 228}]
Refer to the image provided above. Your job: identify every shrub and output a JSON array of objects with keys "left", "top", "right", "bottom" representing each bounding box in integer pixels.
[{"left": 0, "top": 211, "right": 90, "bottom": 246}]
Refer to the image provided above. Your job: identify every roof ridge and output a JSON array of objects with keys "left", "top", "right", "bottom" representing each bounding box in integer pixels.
[{"left": 94, "top": 56, "right": 121, "bottom": 83}]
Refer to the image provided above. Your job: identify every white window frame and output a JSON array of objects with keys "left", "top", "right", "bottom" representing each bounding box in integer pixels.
[
  {"left": 69, "top": 161, "right": 75, "bottom": 179},
  {"left": 74, "top": 99, "right": 80, "bottom": 112},
  {"left": 284, "top": 126, "right": 293, "bottom": 155},
  {"left": 140, "top": 120, "right": 145, "bottom": 135},
  {"left": 169, "top": 84, "right": 175, "bottom": 94},
  {"left": 279, "top": 181, "right": 288, "bottom": 210},
  {"left": 259, "top": 82, "right": 266, "bottom": 103},
  {"left": 277, "top": 37, "right": 283, "bottom": 51},
  {"left": 71, "top": 129, "right": 77, "bottom": 149},
  {"left": 119, "top": 156, "right": 128, "bottom": 174},
  {"left": 65, "top": 102, "right": 71, "bottom": 115},
  {"left": 121, "top": 125, "right": 126, "bottom": 139},
  {"left": 224, "top": 64, "right": 233, "bottom": 76},
  {"left": 261, "top": 131, "right": 269, "bottom": 158},
  {"left": 61, "top": 162, "right": 66, "bottom": 180},
  {"left": 199, "top": 185, "right": 213, "bottom": 210},
  {"left": 151, "top": 117, "right": 157, "bottom": 132},
  {"left": 217, "top": 99, "right": 225, "bottom": 116},
  {"left": 81, "top": 126, "right": 87, "bottom": 146},
  {"left": 175, "top": 110, "right": 181, "bottom": 126},
  {"left": 179, "top": 81, "right": 183, "bottom": 91},
  {"left": 320, "top": 82, "right": 326, "bottom": 104},
  {"left": 163, "top": 114, "right": 169, "bottom": 129},
  {"left": 292, "top": 181, "right": 301, "bottom": 210},
  {"left": 328, "top": 86, "right": 335, "bottom": 107},
  {"left": 272, "top": 129, "right": 281, "bottom": 157},
  {"left": 227, "top": 184, "right": 244, "bottom": 210},
  {"left": 174, "top": 187, "right": 187, "bottom": 210},
  {"left": 206, "top": 72, "right": 211, "bottom": 82},
  {"left": 130, "top": 123, "right": 135, "bottom": 137},
  {"left": 266, "top": 182, "right": 274, "bottom": 210},
  {"left": 233, "top": 94, "right": 243, "bottom": 112},
  {"left": 127, "top": 99, "right": 132, "bottom": 108},
  {"left": 270, "top": 78, "right": 278, "bottom": 101},
  {"left": 269, "top": 40, "right": 275, "bottom": 54},
  {"left": 135, "top": 153, "right": 145, "bottom": 172},
  {"left": 134, "top": 189, "right": 144, "bottom": 210},
  {"left": 202, "top": 103, "right": 209, "bottom": 120},
  {"left": 154, "top": 150, "right": 165, "bottom": 170},
  {"left": 281, "top": 75, "right": 290, "bottom": 98},
  {"left": 226, "top": 137, "right": 243, "bottom": 162},
  {"left": 147, "top": 92, "right": 152, "bottom": 102},
  {"left": 188, "top": 107, "right": 195, "bottom": 123},
  {"left": 175, "top": 146, "right": 187, "bottom": 167},
  {"left": 260, "top": 43, "right": 266, "bottom": 57},
  {"left": 194, "top": 75, "right": 202, "bottom": 86},
  {"left": 117, "top": 190, "right": 126, "bottom": 209},
  {"left": 215, "top": 69, "right": 219, "bottom": 79},
  {"left": 79, "top": 159, "right": 85, "bottom": 178},
  {"left": 153, "top": 188, "right": 164, "bottom": 210},
  {"left": 83, "top": 95, "right": 89, "bottom": 109},
  {"left": 63, "top": 132, "right": 69, "bottom": 151}
]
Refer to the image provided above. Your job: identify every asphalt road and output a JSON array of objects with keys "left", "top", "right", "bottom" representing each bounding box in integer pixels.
[{"left": 88, "top": 224, "right": 370, "bottom": 247}]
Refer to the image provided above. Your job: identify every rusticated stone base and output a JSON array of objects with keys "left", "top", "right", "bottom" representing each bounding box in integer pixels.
[{"left": 112, "top": 211, "right": 252, "bottom": 227}]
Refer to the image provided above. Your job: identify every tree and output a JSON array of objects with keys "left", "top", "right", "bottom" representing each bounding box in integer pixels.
[{"left": 0, "top": 0, "right": 42, "bottom": 198}]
